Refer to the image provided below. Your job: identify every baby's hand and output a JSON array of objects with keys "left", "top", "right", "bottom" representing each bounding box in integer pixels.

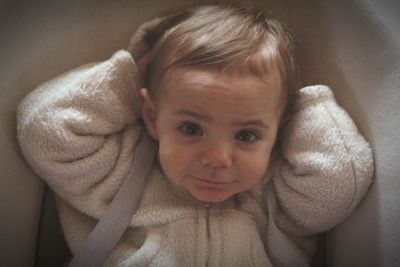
[{"left": 137, "top": 51, "right": 151, "bottom": 75}]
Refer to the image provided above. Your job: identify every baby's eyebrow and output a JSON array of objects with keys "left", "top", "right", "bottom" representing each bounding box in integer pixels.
[
  {"left": 173, "top": 109, "right": 212, "bottom": 122},
  {"left": 232, "top": 119, "right": 269, "bottom": 129},
  {"left": 173, "top": 110, "right": 269, "bottom": 129}
]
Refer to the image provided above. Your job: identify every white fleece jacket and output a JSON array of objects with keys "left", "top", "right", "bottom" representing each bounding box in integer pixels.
[{"left": 17, "top": 20, "right": 373, "bottom": 267}]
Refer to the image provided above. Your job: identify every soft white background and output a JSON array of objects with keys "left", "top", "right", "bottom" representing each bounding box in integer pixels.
[{"left": 1, "top": 0, "right": 399, "bottom": 266}]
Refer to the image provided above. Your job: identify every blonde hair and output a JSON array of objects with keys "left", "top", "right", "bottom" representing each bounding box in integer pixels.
[{"left": 142, "top": 4, "right": 299, "bottom": 117}]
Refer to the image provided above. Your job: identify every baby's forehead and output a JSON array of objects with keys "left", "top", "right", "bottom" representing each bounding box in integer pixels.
[
  {"left": 164, "top": 65, "right": 281, "bottom": 88},
  {"left": 159, "top": 66, "right": 284, "bottom": 112},
  {"left": 159, "top": 66, "right": 282, "bottom": 105}
]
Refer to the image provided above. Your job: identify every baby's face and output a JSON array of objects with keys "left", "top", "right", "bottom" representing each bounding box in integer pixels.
[{"left": 142, "top": 66, "right": 283, "bottom": 203}]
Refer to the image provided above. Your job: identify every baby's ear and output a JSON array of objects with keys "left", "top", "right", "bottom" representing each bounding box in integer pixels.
[{"left": 140, "top": 88, "right": 159, "bottom": 140}]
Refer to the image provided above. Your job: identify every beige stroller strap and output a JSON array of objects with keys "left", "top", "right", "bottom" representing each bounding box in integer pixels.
[{"left": 69, "top": 131, "right": 156, "bottom": 267}]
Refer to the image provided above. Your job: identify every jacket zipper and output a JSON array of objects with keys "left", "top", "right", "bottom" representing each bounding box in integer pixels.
[{"left": 205, "top": 204, "right": 211, "bottom": 267}]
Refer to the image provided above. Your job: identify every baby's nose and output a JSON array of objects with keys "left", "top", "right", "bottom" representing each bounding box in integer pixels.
[{"left": 199, "top": 142, "right": 233, "bottom": 168}]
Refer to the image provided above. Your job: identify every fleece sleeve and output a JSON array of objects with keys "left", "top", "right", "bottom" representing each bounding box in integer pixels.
[
  {"left": 16, "top": 50, "right": 143, "bottom": 216},
  {"left": 272, "top": 85, "right": 374, "bottom": 235}
]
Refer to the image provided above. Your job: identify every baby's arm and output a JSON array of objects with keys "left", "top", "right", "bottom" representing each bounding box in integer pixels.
[
  {"left": 272, "top": 85, "right": 374, "bottom": 236},
  {"left": 17, "top": 50, "right": 142, "bottom": 215}
]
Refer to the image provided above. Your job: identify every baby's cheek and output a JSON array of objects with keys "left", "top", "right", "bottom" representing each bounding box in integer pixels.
[
  {"left": 158, "top": 142, "right": 187, "bottom": 182},
  {"left": 242, "top": 151, "right": 271, "bottom": 187}
]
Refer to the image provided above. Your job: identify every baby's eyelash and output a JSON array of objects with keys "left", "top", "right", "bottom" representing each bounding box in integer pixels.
[
  {"left": 176, "top": 123, "right": 262, "bottom": 144},
  {"left": 178, "top": 122, "right": 203, "bottom": 136},
  {"left": 235, "top": 129, "right": 261, "bottom": 144}
]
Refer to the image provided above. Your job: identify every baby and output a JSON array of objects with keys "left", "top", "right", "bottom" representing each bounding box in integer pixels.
[{"left": 17, "top": 5, "right": 373, "bottom": 267}]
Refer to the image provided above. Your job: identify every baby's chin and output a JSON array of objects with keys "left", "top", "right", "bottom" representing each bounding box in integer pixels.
[{"left": 188, "top": 187, "right": 236, "bottom": 203}]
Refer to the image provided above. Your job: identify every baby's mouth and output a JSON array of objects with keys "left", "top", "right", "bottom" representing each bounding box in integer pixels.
[{"left": 190, "top": 175, "right": 233, "bottom": 185}]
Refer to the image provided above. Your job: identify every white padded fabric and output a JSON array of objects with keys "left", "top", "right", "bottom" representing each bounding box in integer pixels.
[{"left": 0, "top": 0, "right": 399, "bottom": 266}]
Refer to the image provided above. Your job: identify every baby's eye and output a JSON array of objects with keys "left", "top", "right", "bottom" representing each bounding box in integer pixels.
[
  {"left": 179, "top": 122, "right": 203, "bottom": 136},
  {"left": 235, "top": 130, "right": 259, "bottom": 144}
]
